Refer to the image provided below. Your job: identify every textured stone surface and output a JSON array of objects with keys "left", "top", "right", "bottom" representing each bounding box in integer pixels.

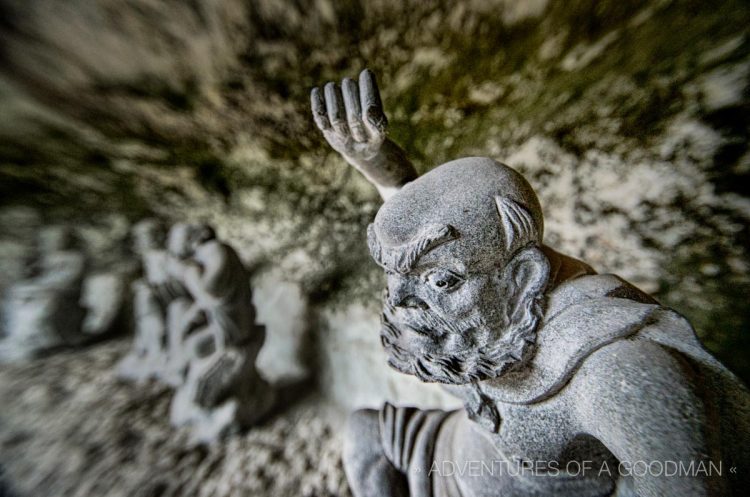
[
  {"left": 0, "top": 339, "right": 351, "bottom": 497},
  {"left": 0, "top": 0, "right": 749, "bottom": 401},
  {"left": 81, "top": 270, "right": 133, "bottom": 337},
  {"left": 0, "top": 1, "right": 748, "bottom": 494},
  {"left": 0, "top": 227, "right": 88, "bottom": 362},
  {"left": 317, "top": 302, "right": 462, "bottom": 410},
  {"left": 119, "top": 222, "right": 276, "bottom": 442},
  {"left": 308, "top": 60, "right": 750, "bottom": 493},
  {"left": 331, "top": 153, "right": 750, "bottom": 496},
  {"left": 253, "top": 267, "right": 311, "bottom": 384}
]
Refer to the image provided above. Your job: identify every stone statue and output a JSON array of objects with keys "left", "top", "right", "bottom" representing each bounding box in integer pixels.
[
  {"left": 311, "top": 70, "right": 750, "bottom": 496},
  {"left": 164, "top": 223, "right": 275, "bottom": 443},
  {"left": 117, "top": 219, "right": 179, "bottom": 381},
  {"left": 157, "top": 222, "right": 205, "bottom": 386},
  {"left": 0, "top": 225, "right": 88, "bottom": 362}
]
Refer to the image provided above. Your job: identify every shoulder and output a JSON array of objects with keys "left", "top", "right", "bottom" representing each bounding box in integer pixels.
[
  {"left": 569, "top": 338, "right": 706, "bottom": 431},
  {"left": 547, "top": 273, "right": 656, "bottom": 309},
  {"left": 575, "top": 338, "right": 697, "bottom": 392}
]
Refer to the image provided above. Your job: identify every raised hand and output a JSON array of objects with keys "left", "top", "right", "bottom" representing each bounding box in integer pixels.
[
  {"left": 311, "top": 69, "right": 417, "bottom": 200},
  {"left": 311, "top": 69, "right": 388, "bottom": 163}
]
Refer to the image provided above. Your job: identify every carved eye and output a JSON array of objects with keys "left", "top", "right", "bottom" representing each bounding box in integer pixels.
[{"left": 425, "top": 269, "right": 464, "bottom": 291}]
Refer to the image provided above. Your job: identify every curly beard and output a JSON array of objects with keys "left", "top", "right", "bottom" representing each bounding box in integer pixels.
[{"left": 379, "top": 294, "right": 543, "bottom": 385}]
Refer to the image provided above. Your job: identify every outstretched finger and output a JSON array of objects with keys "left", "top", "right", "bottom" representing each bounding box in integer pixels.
[
  {"left": 359, "top": 69, "right": 387, "bottom": 133},
  {"left": 324, "top": 82, "right": 349, "bottom": 138},
  {"left": 311, "top": 87, "right": 331, "bottom": 131},
  {"left": 342, "top": 77, "right": 366, "bottom": 142}
]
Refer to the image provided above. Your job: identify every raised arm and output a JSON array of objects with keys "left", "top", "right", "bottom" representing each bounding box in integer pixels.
[{"left": 311, "top": 69, "right": 418, "bottom": 200}]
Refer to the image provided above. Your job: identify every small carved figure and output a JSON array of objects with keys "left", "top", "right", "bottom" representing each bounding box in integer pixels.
[
  {"left": 0, "top": 226, "right": 87, "bottom": 361},
  {"left": 165, "top": 223, "right": 275, "bottom": 443},
  {"left": 311, "top": 70, "right": 750, "bottom": 496},
  {"left": 146, "top": 222, "right": 200, "bottom": 386},
  {"left": 117, "top": 219, "right": 180, "bottom": 381}
]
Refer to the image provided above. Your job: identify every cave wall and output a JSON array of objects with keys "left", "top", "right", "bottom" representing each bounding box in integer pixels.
[{"left": 1, "top": 0, "right": 748, "bottom": 405}]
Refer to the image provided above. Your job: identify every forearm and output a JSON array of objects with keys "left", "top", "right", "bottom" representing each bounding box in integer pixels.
[
  {"left": 344, "top": 138, "right": 417, "bottom": 194},
  {"left": 312, "top": 69, "right": 420, "bottom": 201}
]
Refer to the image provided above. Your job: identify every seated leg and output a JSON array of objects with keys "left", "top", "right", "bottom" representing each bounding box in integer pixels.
[{"left": 343, "top": 408, "right": 409, "bottom": 497}]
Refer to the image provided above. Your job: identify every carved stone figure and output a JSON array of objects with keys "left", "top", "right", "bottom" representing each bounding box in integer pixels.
[
  {"left": 311, "top": 70, "right": 750, "bottom": 496},
  {"left": 156, "top": 222, "right": 204, "bottom": 386},
  {"left": 165, "top": 223, "right": 275, "bottom": 443},
  {"left": 117, "top": 219, "right": 179, "bottom": 381},
  {"left": 81, "top": 271, "right": 131, "bottom": 338},
  {"left": 0, "top": 226, "right": 87, "bottom": 362}
]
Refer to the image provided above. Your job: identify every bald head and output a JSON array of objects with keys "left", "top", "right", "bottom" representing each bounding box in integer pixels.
[
  {"left": 369, "top": 158, "right": 550, "bottom": 384},
  {"left": 369, "top": 157, "right": 543, "bottom": 272}
]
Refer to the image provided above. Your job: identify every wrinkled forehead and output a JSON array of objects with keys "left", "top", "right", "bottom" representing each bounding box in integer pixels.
[
  {"left": 368, "top": 158, "right": 543, "bottom": 275},
  {"left": 367, "top": 222, "right": 504, "bottom": 274}
]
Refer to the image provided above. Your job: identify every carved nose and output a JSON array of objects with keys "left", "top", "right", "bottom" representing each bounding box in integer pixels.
[
  {"left": 397, "top": 295, "right": 430, "bottom": 310},
  {"left": 387, "top": 288, "right": 429, "bottom": 310}
]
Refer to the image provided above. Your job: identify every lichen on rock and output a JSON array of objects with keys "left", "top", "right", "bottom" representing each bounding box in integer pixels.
[{"left": 0, "top": 3, "right": 749, "bottom": 492}]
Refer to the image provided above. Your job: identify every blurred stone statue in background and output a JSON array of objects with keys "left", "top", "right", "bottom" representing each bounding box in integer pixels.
[
  {"left": 117, "top": 220, "right": 274, "bottom": 441},
  {"left": 117, "top": 219, "right": 182, "bottom": 382},
  {"left": 312, "top": 70, "right": 750, "bottom": 496},
  {"left": 165, "top": 222, "right": 275, "bottom": 443},
  {"left": 160, "top": 222, "right": 205, "bottom": 386},
  {"left": 0, "top": 225, "right": 87, "bottom": 362},
  {"left": 117, "top": 220, "right": 274, "bottom": 443}
]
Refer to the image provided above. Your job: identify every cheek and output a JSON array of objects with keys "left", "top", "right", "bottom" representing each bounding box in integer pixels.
[{"left": 427, "top": 276, "right": 493, "bottom": 320}]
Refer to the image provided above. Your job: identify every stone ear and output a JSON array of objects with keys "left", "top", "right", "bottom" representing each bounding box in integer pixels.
[
  {"left": 495, "top": 196, "right": 538, "bottom": 251},
  {"left": 504, "top": 246, "right": 550, "bottom": 322}
]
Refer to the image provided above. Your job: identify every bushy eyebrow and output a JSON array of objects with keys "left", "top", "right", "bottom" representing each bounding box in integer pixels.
[
  {"left": 367, "top": 223, "right": 459, "bottom": 274},
  {"left": 413, "top": 258, "right": 467, "bottom": 276}
]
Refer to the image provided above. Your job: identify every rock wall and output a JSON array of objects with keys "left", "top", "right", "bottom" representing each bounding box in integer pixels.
[{"left": 1, "top": 0, "right": 748, "bottom": 406}]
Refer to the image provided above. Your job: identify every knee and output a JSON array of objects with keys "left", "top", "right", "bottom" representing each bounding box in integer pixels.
[
  {"left": 343, "top": 409, "right": 409, "bottom": 497},
  {"left": 344, "top": 408, "right": 381, "bottom": 460},
  {"left": 343, "top": 409, "right": 383, "bottom": 475}
]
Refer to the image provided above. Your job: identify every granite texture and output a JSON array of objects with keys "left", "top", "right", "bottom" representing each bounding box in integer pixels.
[
  {"left": 0, "top": 339, "right": 351, "bottom": 497},
  {"left": 119, "top": 222, "right": 275, "bottom": 443},
  {"left": 310, "top": 67, "right": 750, "bottom": 493},
  {"left": 347, "top": 156, "right": 750, "bottom": 496},
  {"left": 311, "top": 62, "right": 750, "bottom": 494},
  {"left": 2, "top": 1, "right": 748, "bottom": 395},
  {"left": 0, "top": 5, "right": 748, "bottom": 494}
]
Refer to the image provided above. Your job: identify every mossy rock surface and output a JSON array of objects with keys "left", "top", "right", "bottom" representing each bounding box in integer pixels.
[{"left": 0, "top": 0, "right": 748, "bottom": 381}]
